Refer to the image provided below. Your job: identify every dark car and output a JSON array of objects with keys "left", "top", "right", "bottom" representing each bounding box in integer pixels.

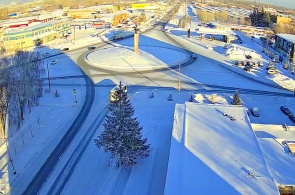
[
  {"left": 246, "top": 55, "right": 252, "bottom": 60},
  {"left": 288, "top": 115, "right": 295, "bottom": 123},
  {"left": 280, "top": 106, "right": 292, "bottom": 116},
  {"left": 88, "top": 46, "right": 96, "bottom": 50},
  {"left": 251, "top": 107, "right": 259, "bottom": 117},
  {"left": 244, "top": 66, "right": 251, "bottom": 72},
  {"left": 61, "top": 48, "right": 69, "bottom": 51},
  {"left": 266, "top": 63, "right": 275, "bottom": 70}
]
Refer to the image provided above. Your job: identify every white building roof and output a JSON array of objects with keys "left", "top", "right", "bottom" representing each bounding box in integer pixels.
[
  {"left": 277, "top": 34, "right": 295, "bottom": 44},
  {"left": 165, "top": 103, "right": 278, "bottom": 195},
  {"left": 252, "top": 124, "right": 295, "bottom": 185}
]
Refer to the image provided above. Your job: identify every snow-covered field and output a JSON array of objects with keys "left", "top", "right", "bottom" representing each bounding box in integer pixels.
[{"left": 1, "top": 3, "right": 295, "bottom": 195}]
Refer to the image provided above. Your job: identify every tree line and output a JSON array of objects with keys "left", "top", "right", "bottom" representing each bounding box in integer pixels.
[
  {"left": 0, "top": 51, "right": 43, "bottom": 132},
  {"left": 197, "top": 10, "right": 251, "bottom": 25}
]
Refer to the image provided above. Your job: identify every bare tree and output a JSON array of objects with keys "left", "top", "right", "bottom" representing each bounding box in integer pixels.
[
  {"left": 216, "top": 11, "right": 229, "bottom": 23},
  {"left": 0, "top": 51, "right": 43, "bottom": 129}
]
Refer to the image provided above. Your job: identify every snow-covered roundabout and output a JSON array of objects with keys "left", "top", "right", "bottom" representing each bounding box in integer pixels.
[{"left": 85, "top": 46, "right": 188, "bottom": 71}]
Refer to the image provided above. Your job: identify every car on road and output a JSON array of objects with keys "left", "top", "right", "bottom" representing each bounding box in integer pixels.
[
  {"left": 280, "top": 106, "right": 292, "bottom": 116},
  {"left": 289, "top": 115, "right": 295, "bottom": 123},
  {"left": 61, "top": 48, "right": 69, "bottom": 52},
  {"left": 88, "top": 46, "right": 96, "bottom": 50},
  {"left": 113, "top": 34, "right": 123, "bottom": 40},
  {"left": 251, "top": 107, "right": 259, "bottom": 117},
  {"left": 246, "top": 55, "right": 252, "bottom": 60},
  {"left": 51, "top": 59, "right": 58, "bottom": 65},
  {"left": 43, "top": 52, "right": 50, "bottom": 57}
]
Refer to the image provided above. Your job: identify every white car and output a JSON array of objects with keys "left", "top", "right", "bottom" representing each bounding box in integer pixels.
[
  {"left": 51, "top": 59, "right": 58, "bottom": 65},
  {"left": 191, "top": 54, "right": 197, "bottom": 59},
  {"left": 43, "top": 52, "right": 50, "bottom": 57}
]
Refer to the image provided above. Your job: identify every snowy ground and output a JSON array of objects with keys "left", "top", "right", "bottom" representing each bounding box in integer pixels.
[
  {"left": 1, "top": 3, "right": 295, "bottom": 195},
  {"left": 85, "top": 46, "right": 188, "bottom": 70}
]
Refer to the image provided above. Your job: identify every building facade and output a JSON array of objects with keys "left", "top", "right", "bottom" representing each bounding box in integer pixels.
[
  {"left": 275, "top": 34, "right": 295, "bottom": 62},
  {"left": 1, "top": 18, "right": 70, "bottom": 52}
]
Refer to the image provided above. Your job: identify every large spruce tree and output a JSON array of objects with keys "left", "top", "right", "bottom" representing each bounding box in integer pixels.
[
  {"left": 95, "top": 82, "right": 150, "bottom": 168},
  {"left": 232, "top": 90, "right": 241, "bottom": 105}
]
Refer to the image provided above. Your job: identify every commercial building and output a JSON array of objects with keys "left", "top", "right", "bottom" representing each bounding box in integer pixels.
[
  {"left": 1, "top": 18, "right": 70, "bottom": 52},
  {"left": 275, "top": 34, "right": 295, "bottom": 62}
]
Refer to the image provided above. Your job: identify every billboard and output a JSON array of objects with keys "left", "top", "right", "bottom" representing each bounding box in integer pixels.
[{"left": 131, "top": 4, "right": 150, "bottom": 9}]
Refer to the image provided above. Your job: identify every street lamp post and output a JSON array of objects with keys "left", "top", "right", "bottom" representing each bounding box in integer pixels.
[
  {"left": 72, "top": 80, "right": 77, "bottom": 103},
  {"left": 46, "top": 61, "right": 51, "bottom": 90},
  {"left": 0, "top": 87, "right": 8, "bottom": 139},
  {"left": 5, "top": 139, "right": 17, "bottom": 175}
]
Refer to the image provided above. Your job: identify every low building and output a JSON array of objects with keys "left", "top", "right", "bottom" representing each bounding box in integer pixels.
[
  {"left": 1, "top": 18, "right": 70, "bottom": 52},
  {"left": 275, "top": 34, "right": 295, "bottom": 62},
  {"left": 165, "top": 103, "right": 279, "bottom": 194}
]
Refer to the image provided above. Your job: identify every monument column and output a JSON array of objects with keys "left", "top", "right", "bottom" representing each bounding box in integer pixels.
[{"left": 134, "top": 25, "right": 139, "bottom": 52}]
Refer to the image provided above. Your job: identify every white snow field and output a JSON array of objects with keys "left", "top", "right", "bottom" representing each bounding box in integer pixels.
[{"left": 85, "top": 46, "right": 188, "bottom": 70}]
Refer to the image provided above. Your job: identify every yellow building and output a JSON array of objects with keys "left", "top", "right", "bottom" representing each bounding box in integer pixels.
[
  {"left": 2, "top": 19, "right": 70, "bottom": 52},
  {"left": 66, "top": 9, "right": 96, "bottom": 19},
  {"left": 113, "top": 13, "right": 128, "bottom": 26},
  {"left": 131, "top": 4, "right": 151, "bottom": 9}
]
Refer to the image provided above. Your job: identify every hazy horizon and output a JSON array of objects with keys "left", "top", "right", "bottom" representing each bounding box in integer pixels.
[
  {"left": 0, "top": 0, "right": 294, "bottom": 10},
  {"left": 254, "top": 0, "right": 295, "bottom": 10}
]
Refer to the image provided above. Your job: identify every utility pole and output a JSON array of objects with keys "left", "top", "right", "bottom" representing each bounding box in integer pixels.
[
  {"left": 46, "top": 61, "right": 51, "bottom": 90},
  {"left": 178, "top": 64, "right": 181, "bottom": 92},
  {"left": 6, "top": 139, "right": 17, "bottom": 175}
]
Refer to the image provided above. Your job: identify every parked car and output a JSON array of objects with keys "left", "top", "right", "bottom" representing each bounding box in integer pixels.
[
  {"left": 244, "top": 66, "right": 251, "bottom": 72},
  {"left": 288, "top": 115, "right": 295, "bottom": 123},
  {"left": 267, "top": 68, "right": 278, "bottom": 75},
  {"left": 241, "top": 61, "right": 247, "bottom": 66},
  {"left": 51, "top": 59, "right": 58, "bottom": 65},
  {"left": 280, "top": 106, "right": 292, "bottom": 116},
  {"left": 257, "top": 62, "right": 264, "bottom": 67},
  {"left": 251, "top": 107, "right": 259, "bottom": 117},
  {"left": 246, "top": 55, "right": 252, "bottom": 60},
  {"left": 113, "top": 34, "right": 123, "bottom": 40},
  {"left": 224, "top": 44, "right": 231, "bottom": 49},
  {"left": 235, "top": 61, "right": 242, "bottom": 66},
  {"left": 251, "top": 62, "right": 258, "bottom": 68}
]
